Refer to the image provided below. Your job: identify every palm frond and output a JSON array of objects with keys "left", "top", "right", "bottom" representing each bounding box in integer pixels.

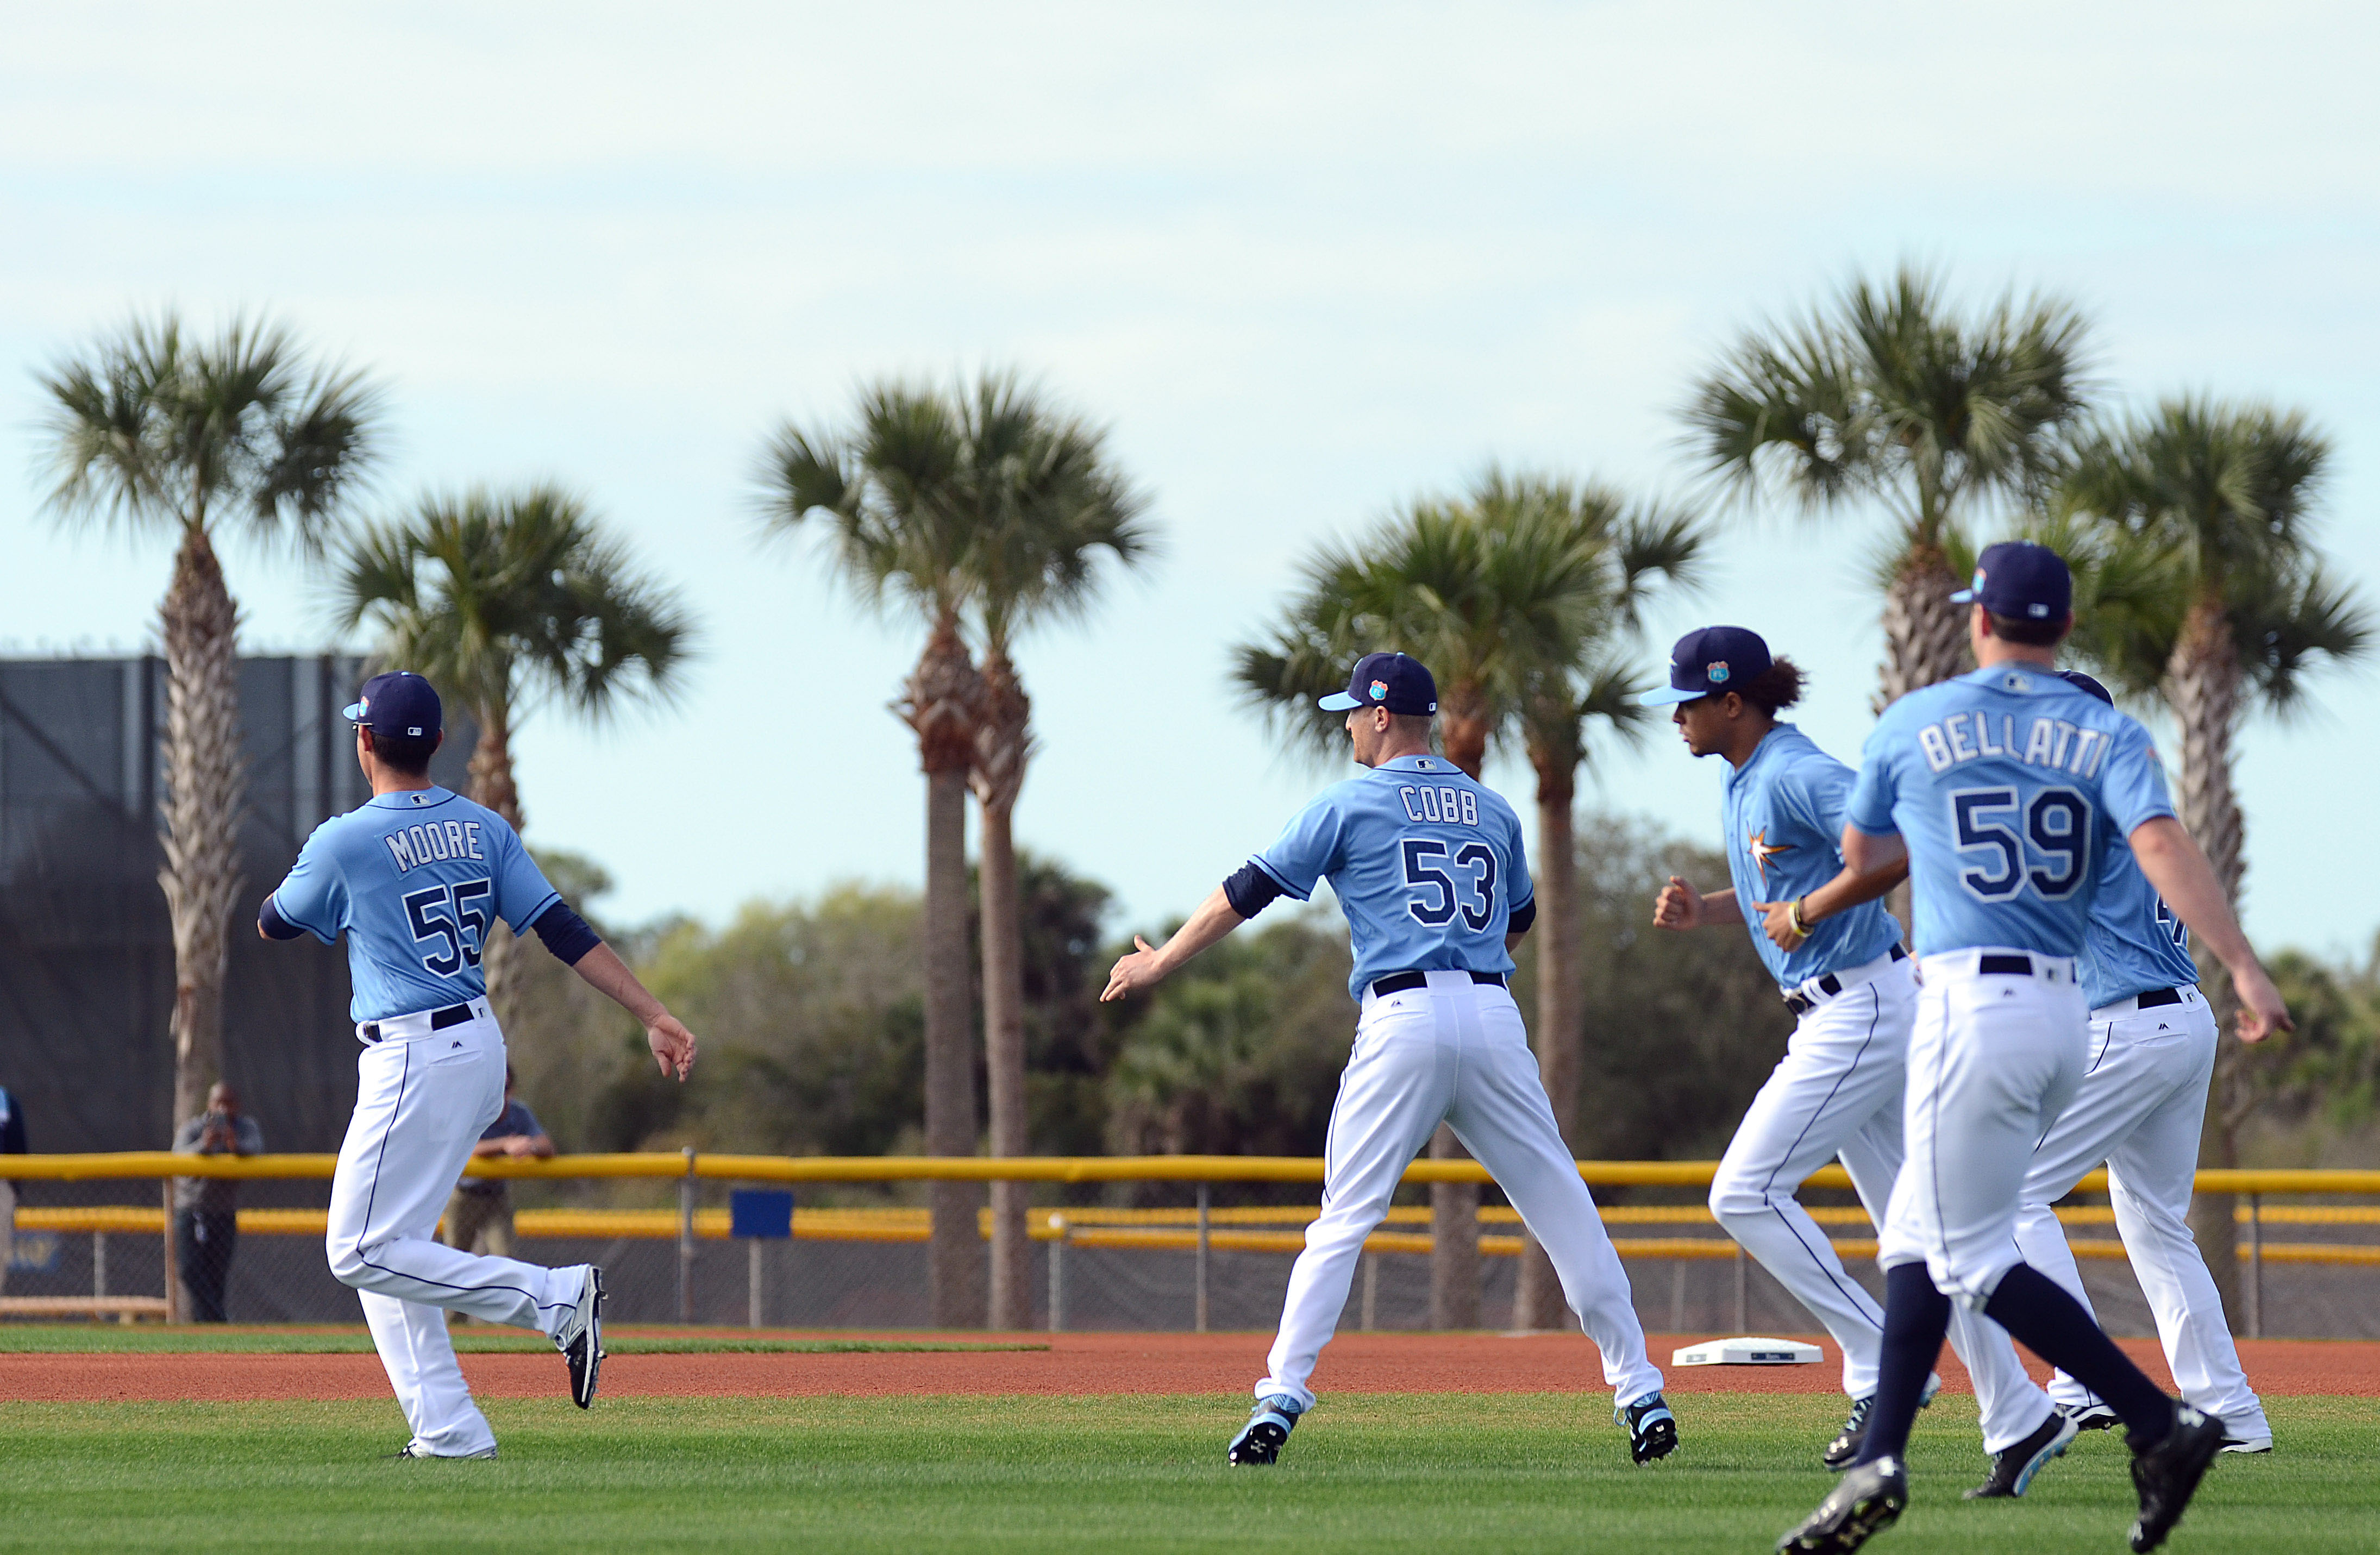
[{"left": 36, "top": 310, "right": 381, "bottom": 554}]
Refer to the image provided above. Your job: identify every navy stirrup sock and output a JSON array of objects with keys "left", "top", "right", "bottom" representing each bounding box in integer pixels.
[
  {"left": 1852, "top": 1262, "right": 1952, "bottom": 1468},
  {"left": 1984, "top": 1262, "right": 2175, "bottom": 1447}
]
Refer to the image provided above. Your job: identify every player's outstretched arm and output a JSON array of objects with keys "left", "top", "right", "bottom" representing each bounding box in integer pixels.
[
  {"left": 1652, "top": 876, "right": 1740, "bottom": 931},
  {"left": 569, "top": 942, "right": 700, "bottom": 1080},
  {"left": 2128, "top": 816, "right": 2292, "bottom": 1043},
  {"left": 1101, "top": 887, "right": 1245, "bottom": 1002},
  {"left": 1752, "top": 827, "right": 1908, "bottom": 950}
]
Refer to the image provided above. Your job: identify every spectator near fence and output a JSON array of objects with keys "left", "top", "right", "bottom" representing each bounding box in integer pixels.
[
  {"left": 0, "top": 1082, "right": 24, "bottom": 1295},
  {"left": 172, "top": 1083, "right": 264, "bottom": 1322},
  {"left": 443, "top": 1067, "right": 553, "bottom": 1262}
]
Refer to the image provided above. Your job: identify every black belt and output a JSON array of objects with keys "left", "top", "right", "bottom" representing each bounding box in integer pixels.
[
  {"left": 1783, "top": 945, "right": 1906, "bottom": 1016},
  {"left": 1978, "top": 954, "right": 2036, "bottom": 976},
  {"left": 361, "top": 1003, "right": 475, "bottom": 1043},
  {"left": 2135, "top": 987, "right": 2187, "bottom": 1009},
  {"left": 1369, "top": 969, "right": 1506, "bottom": 997}
]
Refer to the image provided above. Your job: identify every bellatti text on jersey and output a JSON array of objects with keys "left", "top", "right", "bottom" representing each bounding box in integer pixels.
[{"left": 1846, "top": 666, "right": 2175, "bottom": 960}]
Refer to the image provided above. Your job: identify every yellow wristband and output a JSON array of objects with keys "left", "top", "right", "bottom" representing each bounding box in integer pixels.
[{"left": 1787, "top": 896, "right": 1810, "bottom": 937}]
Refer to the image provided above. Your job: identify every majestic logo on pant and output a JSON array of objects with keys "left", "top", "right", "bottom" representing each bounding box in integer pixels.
[{"left": 1746, "top": 827, "right": 1794, "bottom": 886}]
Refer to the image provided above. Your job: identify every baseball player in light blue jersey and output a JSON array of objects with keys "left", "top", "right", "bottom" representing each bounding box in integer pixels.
[
  {"left": 1775, "top": 545, "right": 2290, "bottom": 1555},
  {"left": 1965, "top": 669, "right": 2271, "bottom": 1479},
  {"left": 260, "top": 672, "right": 698, "bottom": 1459},
  {"left": 1646, "top": 628, "right": 2038, "bottom": 1477},
  {"left": 1102, "top": 652, "right": 1673, "bottom": 1467}
]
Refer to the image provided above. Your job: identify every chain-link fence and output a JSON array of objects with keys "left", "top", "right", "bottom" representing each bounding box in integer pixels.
[{"left": 7, "top": 1156, "right": 2379, "bottom": 1339}]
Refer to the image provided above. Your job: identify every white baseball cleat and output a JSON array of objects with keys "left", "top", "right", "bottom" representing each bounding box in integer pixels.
[{"left": 555, "top": 1265, "right": 606, "bottom": 1408}]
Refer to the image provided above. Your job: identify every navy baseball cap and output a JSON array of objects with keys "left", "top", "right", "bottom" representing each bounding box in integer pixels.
[
  {"left": 1951, "top": 541, "right": 2073, "bottom": 621},
  {"left": 1318, "top": 651, "right": 1438, "bottom": 716},
  {"left": 1637, "top": 625, "right": 1774, "bottom": 706},
  {"left": 2056, "top": 668, "right": 2115, "bottom": 707},
  {"left": 343, "top": 671, "right": 442, "bottom": 739}
]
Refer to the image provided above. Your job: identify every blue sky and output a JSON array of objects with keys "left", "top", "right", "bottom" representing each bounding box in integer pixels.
[{"left": 3, "top": 2, "right": 2373, "bottom": 956}]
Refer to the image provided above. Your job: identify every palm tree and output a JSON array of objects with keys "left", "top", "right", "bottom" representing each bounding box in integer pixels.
[
  {"left": 759, "top": 383, "right": 989, "bottom": 1327},
  {"left": 1235, "top": 470, "right": 1699, "bottom": 1327},
  {"left": 956, "top": 375, "right": 1155, "bottom": 1331},
  {"left": 336, "top": 485, "right": 693, "bottom": 1024},
  {"left": 37, "top": 313, "right": 382, "bottom": 1128},
  {"left": 2056, "top": 398, "right": 2371, "bottom": 1320},
  {"left": 1684, "top": 265, "right": 2091, "bottom": 705}
]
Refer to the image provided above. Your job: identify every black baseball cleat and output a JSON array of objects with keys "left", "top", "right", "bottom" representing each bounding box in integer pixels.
[
  {"left": 2061, "top": 1400, "right": 2121, "bottom": 1433},
  {"left": 1824, "top": 1372, "right": 1939, "bottom": 1470},
  {"left": 555, "top": 1265, "right": 606, "bottom": 1409},
  {"left": 390, "top": 1442, "right": 497, "bottom": 1459},
  {"left": 1964, "top": 1407, "right": 2078, "bottom": 1499},
  {"left": 1617, "top": 1392, "right": 1678, "bottom": 1464},
  {"left": 2128, "top": 1403, "right": 2225, "bottom": 1553},
  {"left": 1778, "top": 1455, "right": 1907, "bottom": 1554},
  {"left": 1227, "top": 1396, "right": 1303, "bottom": 1465}
]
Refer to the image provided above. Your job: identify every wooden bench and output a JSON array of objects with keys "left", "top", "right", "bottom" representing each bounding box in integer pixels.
[{"left": 0, "top": 1296, "right": 172, "bottom": 1322}]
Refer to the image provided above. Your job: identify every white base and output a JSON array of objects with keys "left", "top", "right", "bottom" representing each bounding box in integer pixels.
[{"left": 1670, "top": 1336, "right": 1824, "bottom": 1366}]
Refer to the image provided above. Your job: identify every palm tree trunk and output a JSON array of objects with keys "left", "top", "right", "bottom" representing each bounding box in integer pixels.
[
  {"left": 1876, "top": 539, "right": 1971, "bottom": 708},
  {"left": 1429, "top": 686, "right": 1490, "bottom": 1327},
  {"left": 906, "top": 613, "right": 985, "bottom": 1328},
  {"left": 467, "top": 698, "right": 528, "bottom": 1031},
  {"left": 1513, "top": 737, "right": 1581, "bottom": 1330},
  {"left": 1429, "top": 1126, "right": 1481, "bottom": 1330},
  {"left": 159, "top": 525, "right": 246, "bottom": 1131},
  {"left": 971, "top": 649, "right": 1034, "bottom": 1331},
  {"left": 2168, "top": 597, "right": 2249, "bottom": 1330}
]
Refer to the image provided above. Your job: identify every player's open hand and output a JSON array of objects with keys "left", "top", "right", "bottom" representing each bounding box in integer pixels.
[
  {"left": 1100, "top": 935, "right": 1167, "bottom": 1002},
  {"left": 1751, "top": 899, "right": 1807, "bottom": 951},
  {"left": 647, "top": 1013, "right": 698, "bottom": 1080},
  {"left": 2231, "top": 964, "right": 2293, "bottom": 1045},
  {"left": 1652, "top": 876, "right": 1701, "bottom": 931}
]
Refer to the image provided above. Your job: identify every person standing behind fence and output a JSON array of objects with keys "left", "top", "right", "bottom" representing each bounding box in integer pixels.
[
  {"left": 172, "top": 1082, "right": 263, "bottom": 1322},
  {"left": 0, "top": 1082, "right": 24, "bottom": 1295},
  {"left": 444, "top": 1067, "right": 553, "bottom": 1261}
]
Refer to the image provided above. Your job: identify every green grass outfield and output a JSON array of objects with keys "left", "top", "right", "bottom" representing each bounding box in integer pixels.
[
  {"left": 0, "top": 1325, "right": 1043, "bottom": 1356},
  {"left": 0, "top": 1393, "right": 2368, "bottom": 1553}
]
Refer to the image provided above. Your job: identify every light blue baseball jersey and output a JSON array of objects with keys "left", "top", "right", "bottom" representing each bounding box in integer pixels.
[
  {"left": 269, "top": 787, "right": 562, "bottom": 1023},
  {"left": 1845, "top": 666, "right": 2175, "bottom": 958},
  {"left": 1721, "top": 724, "right": 1903, "bottom": 990},
  {"left": 2080, "top": 835, "right": 2199, "bottom": 1010},
  {"left": 1250, "top": 753, "right": 1533, "bottom": 1000}
]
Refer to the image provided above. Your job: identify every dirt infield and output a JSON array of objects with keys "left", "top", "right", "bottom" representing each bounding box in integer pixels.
[{"left": 4, "top": 1332, "right": 2379, "bottom": 1403}]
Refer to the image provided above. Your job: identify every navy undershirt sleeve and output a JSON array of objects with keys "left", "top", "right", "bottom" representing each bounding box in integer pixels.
[
  {"left": 530, "top": 901, "right": 602, "bottom": 966},
  {"left": 258, "top": 895, "right": 305, "bottom": 941},
  {"left": 1222, "top": 862, "right": 1285, "bottom": 919},
  {"left": 1507, "top": 898, "right": 1537, "bottom": 937}
]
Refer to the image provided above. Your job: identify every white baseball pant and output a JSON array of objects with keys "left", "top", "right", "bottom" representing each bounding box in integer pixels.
[
  {"left": 1709, "top": 955, "right": 2045, "bottom": 1448},
  {"left": 325, "top": 1004, "right": 588, "bottom": 1457},
  {"left": 1255, "top": 971, "right": 1664, "bottom": 1412},
  {"left": 1968, "top": 988, "right": 2271, "bottom": 1447},
  {"left": 1879, "top": 949, "right": 2087, "bottom": 1309}
]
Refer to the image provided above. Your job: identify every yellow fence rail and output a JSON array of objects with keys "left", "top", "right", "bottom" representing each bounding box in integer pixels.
[
  {"left": 9, "top": 1153, "right": 2373, "bottom": 1334},
  {"left": 16, "top": 1151, "right": 2380, "bottom": 1194}
]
